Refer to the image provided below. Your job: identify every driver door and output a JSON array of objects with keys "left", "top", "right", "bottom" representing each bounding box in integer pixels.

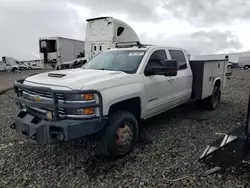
[{"left": 144, "top": 49, "right": 176, "bottom": 118}]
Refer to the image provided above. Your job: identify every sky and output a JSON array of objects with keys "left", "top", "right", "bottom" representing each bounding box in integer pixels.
[{"left": 1, "top": 0, "right": 250, "bottom": 60}]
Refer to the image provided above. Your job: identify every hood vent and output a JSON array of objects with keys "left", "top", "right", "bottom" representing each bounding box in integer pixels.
[{"left": 48, "top": 73, "right": 66, "bottom": 78}]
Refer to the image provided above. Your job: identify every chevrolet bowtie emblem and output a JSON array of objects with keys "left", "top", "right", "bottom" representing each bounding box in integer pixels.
[{"left": 34, "top": 95, "right": 41, "bottom": 102}]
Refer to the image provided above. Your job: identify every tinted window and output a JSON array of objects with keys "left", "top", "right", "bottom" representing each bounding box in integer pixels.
[
  {"left": 117, "top": 27, "right": 125, "bottom": 36},
  {"left": 147, "top": 50, "right": 167, "bottom": 68},
  {"left": 99, "top": 46, "right": 102, "bottom": 51},
  {"left": 169, "top": 50, "right": 187, "bottom": 70},
  {"left": 94, "top": 46, "right": 96, "bottom": 51}
]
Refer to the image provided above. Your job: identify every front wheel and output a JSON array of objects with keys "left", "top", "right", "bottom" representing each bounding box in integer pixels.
[
  {"left": 244, "top": 65, "right": 249, "bottom": 69},
  {"left": 205, "top": 86, "right": 221, "bottom": 110},
  {"left": 12, "top": 68, "right": 17, "bottom": 73},
  {"left": 99, "top": 111, "right": 139, "bottom": 157}
]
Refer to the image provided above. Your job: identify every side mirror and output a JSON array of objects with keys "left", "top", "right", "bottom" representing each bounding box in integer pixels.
[{"left": 145, "top": 60, "right": 178, "bottom": 77}]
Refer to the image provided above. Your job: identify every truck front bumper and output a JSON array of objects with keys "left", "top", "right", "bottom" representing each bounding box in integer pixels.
[
  {"left": 12, "top": 110, "right": 107, "bottom": 144},
  {"left": 12, "top": 79, "right": 107, "bottom": 144}
]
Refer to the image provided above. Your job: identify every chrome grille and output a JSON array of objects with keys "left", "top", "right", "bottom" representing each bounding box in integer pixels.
[
  {"left": 22, "top": 89, "right": 66, "bottom": 118},
  {"left": 23, "top": 89, "right": 64, "bottom": 100}
]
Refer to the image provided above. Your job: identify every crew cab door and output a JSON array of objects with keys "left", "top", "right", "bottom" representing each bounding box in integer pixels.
[
  {"left": 143, "top": 49, "right": 176, "bottom": 118},
  {"left": 168, "top": 50, "right": 192, "bottom": 104}
]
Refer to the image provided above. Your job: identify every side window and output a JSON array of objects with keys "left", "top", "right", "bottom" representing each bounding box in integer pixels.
[
  {"left": 146, "top": 50, "right": 167, "bottom": 68},
  {"left": 117, "top": 27, "right": 125, "bottom": 36},
  {"left": 169, "top": 50, "right": 187, "bottom": 70}
]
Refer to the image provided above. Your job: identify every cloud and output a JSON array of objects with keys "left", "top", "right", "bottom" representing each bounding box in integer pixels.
[
  {"left": 139, "top": 30, "right": 242, "bottom": 55},
  {"left": 0, "top": 0, "right": 85, "bottom": 60},
  {"left": 55, "top": 0, "right": 161, "bottom": 22},
  {"left": 0, "top": 0, "right": 248, "bottom": 60},
  {"left": 162, "top": 0, "right": 250, "bottom": 26}
]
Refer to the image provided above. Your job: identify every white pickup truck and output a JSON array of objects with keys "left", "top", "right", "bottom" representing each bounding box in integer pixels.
[{"left": 12, "top": 42, "right": 227, "bottom": 157}]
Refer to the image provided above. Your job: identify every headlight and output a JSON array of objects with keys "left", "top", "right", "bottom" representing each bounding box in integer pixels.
[
  {"left": 64, "top": 93, "right": 96, "bottom": 117},
  {"left": 65, "top": 93, "right": 95, "bottom": 101}
]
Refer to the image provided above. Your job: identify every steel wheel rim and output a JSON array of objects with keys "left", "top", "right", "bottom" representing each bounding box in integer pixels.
[{"left": 115, "top": 122, "right": 133, "bottom": 150}]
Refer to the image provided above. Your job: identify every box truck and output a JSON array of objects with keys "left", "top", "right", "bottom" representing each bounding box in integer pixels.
[{"left": 39, "top": 37, "right": 85, "bottom": 68}]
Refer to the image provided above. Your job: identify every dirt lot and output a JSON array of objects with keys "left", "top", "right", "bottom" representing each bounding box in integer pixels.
[
  {"left": 0, "top": 69, "right": 250, "bottom": 188},
  {"left": 0, "top": 70, "right": 49, "bottom": 93}
]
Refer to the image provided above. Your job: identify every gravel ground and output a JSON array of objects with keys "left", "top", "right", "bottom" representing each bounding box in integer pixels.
[
  {"left": 0, "top": 70, "right": 48, "bottom": 93},
  {"left": 0, "top": 69, "right": 250, "bottom": 188}
]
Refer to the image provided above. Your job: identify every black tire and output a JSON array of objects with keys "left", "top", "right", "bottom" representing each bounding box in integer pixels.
[
  {"left": 205, "top": 86, "right": 221, "bottom": 110},
  {"left": 244, "top": 65, "right": 249, "bottom": 69},
  {"left": 12, "top": 68, "right": 17, "bottom": 73},
  {"left": 99, "top": 110, "right": 139, "bottom": 157},
  {"left": 228, "top": 65, "right": 232, "bottom": 69}
]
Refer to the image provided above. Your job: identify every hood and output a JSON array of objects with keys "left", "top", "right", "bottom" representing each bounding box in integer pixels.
[{"left": 24, "top": 68, "right": 127, "bottom": 90}]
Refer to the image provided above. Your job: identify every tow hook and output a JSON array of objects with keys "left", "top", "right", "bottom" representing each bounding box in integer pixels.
[
  {"left": 10, "top": 123, "right": 16, "bottom": 129},
  {"left": 52, "top": 132, "right": 64, "bottom": 141}
]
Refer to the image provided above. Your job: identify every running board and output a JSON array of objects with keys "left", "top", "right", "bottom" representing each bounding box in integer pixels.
[{"left": 199, "top": 126, "right": 249, "bottom": 168}]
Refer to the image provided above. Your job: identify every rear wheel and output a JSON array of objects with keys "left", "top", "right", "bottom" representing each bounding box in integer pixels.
[
  {"left": 205, "top": 86, "right": 221, "bottom": 110},
  {"left": 99, "top": 111, "right": 139, "bottom": 157},
  {"left": 228, "top": 65, "right": 232, "bottom": 69},
  {"left": 244, "top": 65, "right": 249, "bottom": 69}
]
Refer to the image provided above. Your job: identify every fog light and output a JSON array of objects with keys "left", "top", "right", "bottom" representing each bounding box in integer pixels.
[
  {"left": 76, "top": 108, "right": 95, "bottom": 115},
  {"left": 46, "top": 111, "right": 53, "bottom": 121},
  {"left": 83, "top": 108, "right": 95, "bottom": 115}
]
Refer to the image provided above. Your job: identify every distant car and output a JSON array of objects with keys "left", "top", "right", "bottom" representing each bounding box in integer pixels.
[
  {"left": 57, "top": 57, "right": 87, "bottom": 70},
  {"left": 28, "top": 62, "right": 43, "bottom": 70},
  {"left": 17, "top": 62, "right": 29, "bottom": 70}
]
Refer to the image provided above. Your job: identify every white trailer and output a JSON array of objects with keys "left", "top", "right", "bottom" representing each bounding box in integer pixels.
[
  {"left": 238, "top": 56, "right": 250, "bottom": 69},
  {"left": 39, "top": 37, "right": 85, "bottom": 68},
  {"left": 85, "top": 17, "right": 140, "bottom": 60}
]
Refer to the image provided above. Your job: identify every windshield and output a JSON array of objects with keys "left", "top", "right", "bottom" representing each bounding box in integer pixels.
[{"left": 83, "top": 50, "right": 146, "bottom": 74}]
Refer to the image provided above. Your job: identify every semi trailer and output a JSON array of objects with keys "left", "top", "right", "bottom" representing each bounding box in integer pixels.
[
  {"left": 85, "top": 17, "right": 140, "bottom": 60},
  {"left": 39, "top": 37, "right": 85, "bottom": 68}
]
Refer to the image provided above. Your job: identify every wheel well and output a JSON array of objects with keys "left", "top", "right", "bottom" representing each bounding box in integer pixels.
[
  {"left": 108, "top": 97, "right": 141, "bottom": 121},
  {"left": 214, "top": 79, "right": 221, "bottom": 89}
]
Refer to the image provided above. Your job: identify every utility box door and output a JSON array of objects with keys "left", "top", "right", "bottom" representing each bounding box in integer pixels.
[{"left": 190, "top": 60, "right": 227, "bottom": 100}]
